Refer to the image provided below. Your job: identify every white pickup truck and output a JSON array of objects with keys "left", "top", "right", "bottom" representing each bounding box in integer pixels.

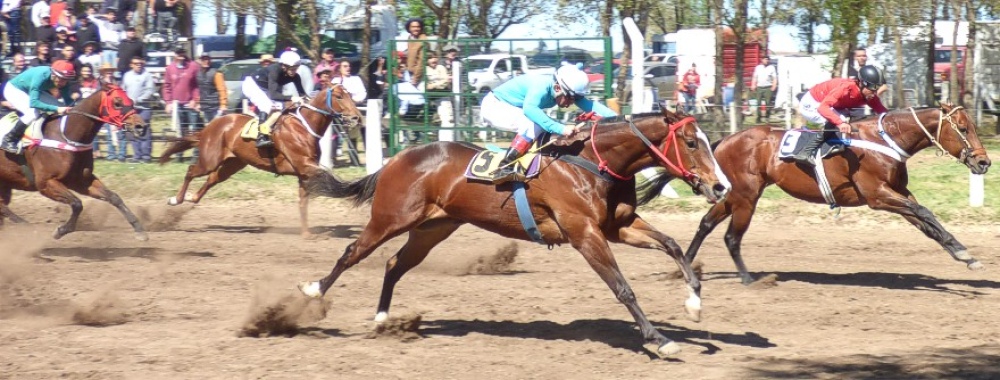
[{"left": 464, "top": 54, "right": 556, "bottom": 94}]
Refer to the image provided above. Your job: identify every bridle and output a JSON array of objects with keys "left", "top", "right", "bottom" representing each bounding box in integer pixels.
[
  {"left": 590, "top": 115, "right": 698, "bottom": 182},
  {"left": 58, "top": 86, "right": 140, "bottom": 148},
  {"left": 908, "top": 106, "right": 983, "bottom": 162},
  {"left": 293, "top": 84, "right": 356, "bottom": 139}
]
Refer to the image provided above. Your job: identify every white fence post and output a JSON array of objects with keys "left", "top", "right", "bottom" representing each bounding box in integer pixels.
[
  {"left": 623, "top": 17, "right": 645, "bottom": 115},
  {"left": 453, "top": 61, "right": 462, "bottom": 140},
  {"left": 172, "top": 100, "right": 180, "bottom": 138},
  {"left": 319, "top": 122, "right": 335, "bottom": 169},
  {"left": 365, "top": 99, "right": 384, "bottom": 174},
  {"left": 970, "top": 173, "right": 985, "bottom": 207}
]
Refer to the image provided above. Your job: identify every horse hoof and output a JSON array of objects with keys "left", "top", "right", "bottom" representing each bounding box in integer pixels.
[
  {"left": 135, "top": 232, "right": 149, "bottom": 242},
  {"left": 954, "top": 250, "right": 974, "bottom": 261},
  {"left": 646, "top": 341, "right": 681, "bottom": 358},
  {"left": 685, "top": 306, "right": 702, "bottom": 323},
  {"left": 298, "top": 281, "right": 323, "bottom": 298},
  {"left": 52, "top": 228, "right": 66, "bottom": 240},
  {"left": 167, "top": 196, "right": 180, "bottom": 206},
  {"left": 968, "top": 261, "right": 985, "bottom": 271},
  {"left": 374, "top": 311, "right": 388, "bottom": 323}
]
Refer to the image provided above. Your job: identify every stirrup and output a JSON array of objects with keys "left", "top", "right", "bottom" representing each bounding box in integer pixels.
[
  {"left": 0, "top": 144, "right": 20, "bottom": 154},
  {"left": 256, "top": 135, "right": 274, "bottom": 148},
  {"left": 492, "top": 168, "right": 524, "bottom": 185}
]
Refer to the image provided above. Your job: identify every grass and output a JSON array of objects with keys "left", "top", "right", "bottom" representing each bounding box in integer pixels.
[{"left": 87, "top": 139, "right": 1000, "bottom": 224}]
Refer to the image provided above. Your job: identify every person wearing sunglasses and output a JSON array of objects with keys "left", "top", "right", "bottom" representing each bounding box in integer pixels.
[
  {"left": 480, "top": 63, "right": 618, "bottom": 184},
  {"left": 792, "top": 64, "right": 888, "bottom": 166}
]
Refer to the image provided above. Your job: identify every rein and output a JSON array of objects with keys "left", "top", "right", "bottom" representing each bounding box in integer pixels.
[
  {"left": 291, "top": 85, "right": 348, "bottom": 139},
  {"left": 590, "top": 115, "right": 698, "bottom": 181}
]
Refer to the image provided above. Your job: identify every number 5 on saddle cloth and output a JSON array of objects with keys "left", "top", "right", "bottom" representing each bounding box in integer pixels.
[{"left": 777, "top": 129, "right": 847, "bottom": 162}]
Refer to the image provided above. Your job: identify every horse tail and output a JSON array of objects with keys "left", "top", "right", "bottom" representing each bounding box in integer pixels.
[
  {"left": 157, "top": 135, "right": 200, "bottom": 165},
  {"left": 306, "top": 169, "right": 382, "bottom": 207},
  {"left": 636, "top": 170, "right": 675, "bottom": 206}
]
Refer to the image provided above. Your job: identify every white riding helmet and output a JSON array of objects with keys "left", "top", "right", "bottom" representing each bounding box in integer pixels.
[
  {"left": 555, "top": 65, "right": 590, "bottom": 98},
  {"left": 279, "top": 51, "right": 301, "bottom": 67}
]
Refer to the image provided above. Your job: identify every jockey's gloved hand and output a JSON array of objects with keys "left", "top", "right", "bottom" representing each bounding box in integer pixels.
[{"left": 575, "top": 111, "right": 599, "bottom": 123}]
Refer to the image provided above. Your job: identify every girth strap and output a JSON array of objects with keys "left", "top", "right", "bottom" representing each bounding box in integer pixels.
[{"left": 512, "top": 181, "right": 546, "bottom": 244}]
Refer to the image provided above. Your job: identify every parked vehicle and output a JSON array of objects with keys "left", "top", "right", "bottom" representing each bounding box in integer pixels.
[
  {"left": 530, "top": 49, "right": 593, "bottom": 68},
  {"left": 464, "top": 54, "right": 555, "bottom": 94},
  {"left": 591, "top": 63, "right": 678, "bottom": 103},
  {"left": 933, "top": 46, "right": 967, "bottom": 100}
]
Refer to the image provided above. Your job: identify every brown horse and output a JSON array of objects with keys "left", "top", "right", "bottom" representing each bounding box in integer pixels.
[
  {"left": 159, "top": 85, "right": 363, "bottom": 237},
  {"left": 675, "top": 104, "right": 991, "bottom": 285},
  {"left": 299, "top": 107, "right": 731, "bottom": 358},
  {"left": 0, "top": 83, "right": 148, "bottom": 240}
]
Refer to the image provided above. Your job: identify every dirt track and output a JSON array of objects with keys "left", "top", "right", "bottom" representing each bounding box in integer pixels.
[{"left": 2, "top": 194, "right": 1000, "bottom": 379}]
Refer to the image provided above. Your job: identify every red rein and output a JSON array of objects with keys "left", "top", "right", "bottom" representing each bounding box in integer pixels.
[{"left": 590, "top": 116, "right": 698, "bottom": 181}]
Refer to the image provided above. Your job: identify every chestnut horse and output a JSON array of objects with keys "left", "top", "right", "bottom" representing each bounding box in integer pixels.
[
  {"left": 0, "top": 84, "right": 149, "bottom": 240},
  {"left": 299, "top": 108, "right": 731, "bottom": 358},
  {"left": 158, "top": 85, "right": 362, "bottom": 237},
  {"left": 673, "top": 104, "right": 991, "bottom": 284}
]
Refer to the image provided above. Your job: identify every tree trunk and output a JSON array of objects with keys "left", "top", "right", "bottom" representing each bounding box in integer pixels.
[
  {"left": 235, "top": 13, "right": 247, "bottom": 59},
  {"left": 963, "top": 0, "right": 975, "bottom": 107},
  {"left": 926, "top": 0, "right": 937, "bottom": 104},
  {"left": 177, "top": 0, "right": 193, "bottom": 37},
  {"left": 136, "top": 1, "right": 148, "bottom": 35},
  {"left": 893, "top": 20, "right": 905, "bottom": 107},
  {"left": 215, "top": 0, "right": 227, "bottom": 34},
  {"left": 276, "top": 0, "right": 296, "bottom": 53},
  {"left": 361, "top": 0, "right": 372, "bottom": 85},
  {"left": 949, "top": 0, "right": 960, "bottom": 104},
  {"left": 712, "top": 0, "right": 724, "bottom": 108}
]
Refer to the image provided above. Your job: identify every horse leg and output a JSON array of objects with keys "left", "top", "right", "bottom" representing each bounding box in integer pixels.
[
  {"left": 374, "top": 220, "right": 461, "bottom": 322},
  {"left": 571, "top": 226, "right": 680, "bottom": 358},
  {"left": 169, "top": 158, "right": 214, "bottom": 206},
  {"left": 190, "top": 158, "right": 248, "bottom": 203},
  {"left": 37, "top": 179, "right": 83, "bottom": 240},
  {"left": 299, "top": 211, "right": 424, "bottom": 298},
  {"left": 683, "top": 201, "right": 732, "bottom": 264},
  {"left": 615, "top": 215, "right": 702, "bottom": 322},
  {"left": 0, "top": 186, "right": 26, "bottom": 224},
  {"left": 74, "top": 175, "right": 148, "bottom": 241},
  {"left": 722, "top": 200, "right": 760, "bottom": 285},
  {"left": 869, "top": 188, "right": 983, "bottom": 270},
  {"left": 297, "top": 179, "right": 310, "bottom": 238}
]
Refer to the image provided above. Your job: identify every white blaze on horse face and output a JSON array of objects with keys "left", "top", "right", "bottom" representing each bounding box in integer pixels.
[{"left": 695, "top": 127, "right": 731, "bottom": 193}]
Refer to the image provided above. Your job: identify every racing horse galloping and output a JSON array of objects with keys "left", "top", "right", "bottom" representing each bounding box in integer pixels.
[
  {"left": 0, "top": 83, "right": 148, "bottom": 239},
  {"left": 158, "top": 84, "right": 362, "bottom": 237},
  {"left": 676, "top": 104, "right": 991, "bottom": 284},
  {"left": 301, "top": 107, "right": 731, "bottom": 357}
]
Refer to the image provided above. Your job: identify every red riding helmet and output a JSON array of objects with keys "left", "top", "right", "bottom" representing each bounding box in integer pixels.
[{"left": 51, "top": 60, "right": 76, "bottom": 79}]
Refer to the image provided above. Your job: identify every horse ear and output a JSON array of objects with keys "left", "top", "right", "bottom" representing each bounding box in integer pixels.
[{"left": 658, "top": 101, "right": 675, "bottom": 119}]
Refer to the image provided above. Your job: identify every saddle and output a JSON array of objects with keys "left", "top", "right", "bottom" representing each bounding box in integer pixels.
[{"left": 777, "top": 129, "right": 846, "bottom": 162}]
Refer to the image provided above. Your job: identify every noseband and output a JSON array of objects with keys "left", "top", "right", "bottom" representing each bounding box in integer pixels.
[
  {"left": 590, "top": 115, "right": 698, "bottom": 182},
  {"left": 908, "top": 106, "right": 983, "bottom": 161}
]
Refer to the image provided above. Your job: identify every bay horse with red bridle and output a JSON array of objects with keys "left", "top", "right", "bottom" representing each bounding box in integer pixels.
[
  {"left": 299, "top": 107, "right": 731, "bottom": 357},
  {"left": 158, "top": 85, "right": 362, "bottom": 237},
  {"left": 0, "top": 83, "right": 149, "bottom": 240},
  {"left": 672, "top": 104, "right": 990, "bottom": 284}
]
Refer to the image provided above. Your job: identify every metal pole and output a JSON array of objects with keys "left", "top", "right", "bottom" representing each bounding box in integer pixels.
[
  {"left": 452, "top": 61, "right": 462, "bottom": 141},
  {"left": 172, "top": 100, "right": 180, "bottom": 138},
  {"left": 729, "top": 97, "right": 737, "bottom": 135}
]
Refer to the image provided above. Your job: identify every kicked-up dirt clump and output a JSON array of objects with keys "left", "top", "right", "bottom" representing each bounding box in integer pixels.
[
  {"left": 71, "top": 290, "right": 128, "bottom": 326},
  {"left": 239, "top": 287, "right": 330, "bottom": 338},
  {"left": 465, "top": 242, "right": 518, "bottom": 275},
  {"left": 366, "top": 312, "right": 422, "bottom": 341}
]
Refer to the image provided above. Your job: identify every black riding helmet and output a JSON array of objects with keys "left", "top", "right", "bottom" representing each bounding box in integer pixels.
[{"left": 858, "top": 65, "right": 885, "bottom": 91}]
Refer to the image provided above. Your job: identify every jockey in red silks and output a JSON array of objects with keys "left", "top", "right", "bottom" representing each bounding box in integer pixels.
[{"left": 794, "top": 65, "right": 888, "bottom": 166}]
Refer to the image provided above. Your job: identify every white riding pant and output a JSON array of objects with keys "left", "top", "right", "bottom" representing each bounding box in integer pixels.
[
  {"left": 4, "top": 85, "right": 39, "bottom": 124},
  {"left": 242, "top": 78, "right": 281, "bottom": 112},
  {"left": 798, "top": 92, "right": 848, "bottom": 126},
  {"left": 480, "top": 92, "right": 544, "bottom": 140}
]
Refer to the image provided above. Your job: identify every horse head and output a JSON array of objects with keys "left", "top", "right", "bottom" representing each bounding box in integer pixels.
[
  {"left": 654, "top": 106, "right": 730, "bottom": 203},
  {"left": 310, "top": 84, "right": 364, "bottom": 131},
  {"left": 938, "top": 103, "right": 991, "bottom": 175},
  {"left": 94, "top": 82, "right": 146, "bottom": 137}
]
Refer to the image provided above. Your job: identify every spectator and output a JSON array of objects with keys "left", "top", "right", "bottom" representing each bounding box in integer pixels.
[
  {"left": 425, "top": 54, "right": 449, "bottom": 93},
  {"left": 195, "top": 53, "right": 226, "bottom": 124},
  {"left": 330, "top": 58, "right": 366, "bottom": 105},
  {"left": 52, "top": 26, "right": 72, "bottom": 51},
  {"left": 78, "top": 41, "right": 100, "bottom": 67},
  {"left": 367, "top": 55, "right": 386, "bottom": 100},
  {"left": 846, "top": 47, "right": 887, "bottom": 98},
  {"left": 28, "top": 42, "right": 51, "bottom": 66},
  {"left": 54, "top": 6, "right": 73, "bottom": 30},
  {"left": 29, "top": 0, "right": 48, "bottom": 43},
  {"left": 70, "top": 63, "right": 98, "bottom": 100},
  {"left": 5, "top": 52, "right": 25, "bottom": 79},
  {"left": 312, "top": 47, "right": 336, "bottom": 83},
  {"left": 47, "top": 0, "right": 63, "bottom": 25},
  {"left": 750, "top": 56, "right": 777, "bottom": 123},
  {"left": 442, "top": 45, "right": 458, "bottom": 71},
  {"left": 152, "top": 0, "right": 178, "bottom": 37},
  {"left": 313, "top": 69, "right": 331, "bottom": 93},
  {"left": 404, "top": 18, "right": 426, "bottom": 86},
  {"left": 104, "top": 0, "right": 135, "bottom": 26},
  {"left": 73, "top": 13, "right": 100, "bottom": 50},
  {"left": 162, "top": 48, "right": 200, "bottom": 161},
  {"left": 115, "top": 26, "right": 142, "bottom": 76},
  {"left": 1, "top": 0, "right": 23, "bottom": 56},
  {"left": 121, "top": 57, "right": 153, "bottom": 163},
  {"left": 258, "top": 54, "right": 274, "bottom": 68},
  {"left": 58, "top": 45, "right": 82, "bottom": 75},
  {"left": 91, "top": 7, "right": 123, "bottom": 55},
  {"left": 35, "top": 14, "right": 54, "bottom": 43},
  {"left": 678, "top": 63, "right": 700, "bottom": 114}
]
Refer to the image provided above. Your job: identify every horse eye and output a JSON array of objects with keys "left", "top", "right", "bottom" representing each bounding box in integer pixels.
[{"left": 686, "top": 139, "right": 697, "bottom": 149}]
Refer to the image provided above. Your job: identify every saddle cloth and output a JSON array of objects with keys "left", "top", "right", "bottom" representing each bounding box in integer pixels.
[
  {"left": 0, "top": 112, "right": 47, "bottom": 152},
  {"left": 777, "top": 129, "right": 844, "bottom": 161},
  {"left": 239, "top": 118, "right": 261, "bottom": 140},
  {"left": 464, "top": 145, "right": 542, "bottom": 182}
]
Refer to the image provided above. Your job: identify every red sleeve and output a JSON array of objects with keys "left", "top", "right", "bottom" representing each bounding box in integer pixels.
[
  {"left": 867, "top": 95, "right": 888, "bottom": 114},
  {"left": 817, "top": 83, "right": 850, "bottom": 125}
]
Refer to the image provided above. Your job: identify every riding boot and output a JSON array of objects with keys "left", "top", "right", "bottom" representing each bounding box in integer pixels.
[
  {"left": 256, "top": 111, "right": 281, "bottom": 148},
  {"left": 1, "top": 120, "right": 28, "bottom": 154},
  {"left": 792, "top": 133, "right": 822, "bottom": 167},
  {"left": 492, "top": 134, "right": 532, "bottom": 185}
]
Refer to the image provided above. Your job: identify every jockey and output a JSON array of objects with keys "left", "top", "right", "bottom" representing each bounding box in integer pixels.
[
  {"left": 481, "top": 64, "right": 618, "bottom": 183},
  {"left": 241, "top": 50, "right": 309, "bottom": 148},
  {"left": 793, "top": 64, "right": 888, "bottom": 166},
  {"left": 1, "top": 60, "right": 76, "bottom": 153}
]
